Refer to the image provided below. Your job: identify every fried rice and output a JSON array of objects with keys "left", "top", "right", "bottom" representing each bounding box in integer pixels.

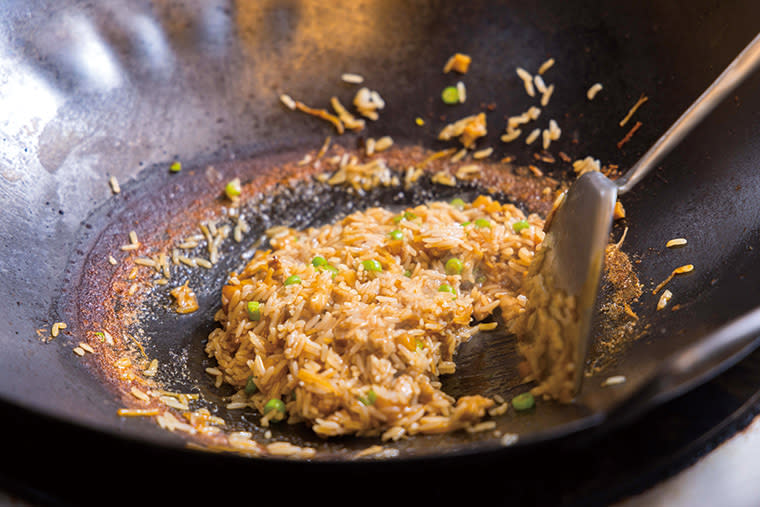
[{"left": 205, "top": 195, "right": 545, "bottom": 439}]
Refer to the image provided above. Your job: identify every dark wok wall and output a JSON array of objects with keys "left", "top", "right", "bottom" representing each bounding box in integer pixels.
[{"left": 1, "top": 0, "right": 759, "bottom": 450}]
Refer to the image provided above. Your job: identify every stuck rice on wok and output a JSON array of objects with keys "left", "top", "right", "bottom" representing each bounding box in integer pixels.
[{"left": 205, "top": 195, "right": 546, "bottom": 439}]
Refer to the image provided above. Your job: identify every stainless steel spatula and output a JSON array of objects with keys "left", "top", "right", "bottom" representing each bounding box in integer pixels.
[{"left": 536, "top": 32, "right": 760, "bottom": 397}]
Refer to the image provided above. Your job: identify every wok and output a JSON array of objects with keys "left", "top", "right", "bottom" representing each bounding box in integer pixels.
[{"left": 2, "top": 0, "right": 760, "bottom": 503}]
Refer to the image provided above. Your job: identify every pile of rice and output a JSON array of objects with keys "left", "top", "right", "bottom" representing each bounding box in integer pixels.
[{"left": 205, "top": 195, "right": 545, "bottom": 439}]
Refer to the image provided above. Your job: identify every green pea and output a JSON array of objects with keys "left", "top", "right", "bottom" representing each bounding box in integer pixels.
[
  {"left": 359, "top": 389, "right": 377, "bottom": 406},
  {"left": 389, "top": 229, "right": 404, "bottom": 241},
  {"left": 450, "top": 197, "right": 466, "bottom": 210},
  {"left": 169, "top": 161, "right": 182, "bottom": 173},
  {"left": 244, "top": 376, "right": 258, "bottom": 395},
  {"left": 263, "top": 398, "right": 286, "bottom": 414},
  {"left": 362, "top": 259, "right": 383, "bottom": 272},
  {"left": 311, "top": 255, "right": 328, "bottom": 267},
  {"left": 513, "top": 220, "right": 530, "bottom": 233},
  {"left": 393, "top": 211, "right": 417, "bottom": 223},
  {"left": 474, "top": 218, "right": 491, "bottom": 228},
  {"left": 247, "top": 301, "right": 262, "bottom": 321},
  {"left": 438, "top": 283, "right": 456, "bottom": 294},
  {"left": 284, "top": 274, "right": 301, "bottom": 286},
  {"left": 415, "top": 339, "right": 425, "bottom": 350},
  {"left": 445, "top": 257, "right": 464, "bottom": 275},
  {"left": 225, "top": 178, "right": 241, "bottom": 199},
  {"left": 511, "top": 392, "right": 535, "bottom": 411},
  {"left": 404, "top": 270, "right": 412, "bottom": 277},
  {"left": 441, "top": 86, "right": 460, "bottom": 105}
]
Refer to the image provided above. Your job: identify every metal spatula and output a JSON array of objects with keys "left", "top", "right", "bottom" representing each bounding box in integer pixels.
[{"left": 538, "top": 32, "right": 760, "bottom": 397}]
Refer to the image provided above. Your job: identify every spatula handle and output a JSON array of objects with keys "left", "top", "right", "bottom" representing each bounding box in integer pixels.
[{"left": 617, "top": 32, "right": 760, "bottom": 194}]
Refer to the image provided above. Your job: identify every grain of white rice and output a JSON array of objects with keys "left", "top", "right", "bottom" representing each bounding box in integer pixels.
[
  {"left": 456, "top": 81, "right": 466, "bottom": 103},
  {"left": 573, "top": 156, "right": 601, "bottom": 176},
  {"left": 365, "top": 137, "right": 376, "bottom": 156},
  {"left": 279, "top": 93, "right": 297, "bottom": 110},
  {"left": 108, "top": 255, "right": 117, "bottom": 265},
  {"left": 488, "top": 402, "right": 509, "bottom": 416},
  {"left": 601, "top": 375, "right": 627, "bottom": 387},
  {"left": 587, "top": 83, "right": 603, "bottom": 100},
  {"left": 455, "top": 164, "right": 481, "bottom": 180},
  {"left": 540, "top": 84, "right": 555, "bottom": 107},
  {"left": 73, "top": 347, "right": 85, "bottom": 356},
  {"left": 266, "top": 442, "right": 316, "bottom": 458},
  {"left": 159, "top": 395, "right": 190, "bottom": 411},
  {"left": 51, "top": 322, "right": 67, "bottom": 338},
  {"left": 466, "top": 421, "right": 497, "bottom": 433},
  {"left": 117, "top": 408, "right": 159, "bottom": 417},
  {"left": 516, "top": 67, "right": 535, "bottom": 97},
  {"left": 178, "top": 255, "right": 197, "bottom": 268},
  {"left": 508, "top": 113, "right": 530, "bottom": 129},
  {"left": 537, "top": 58, "right": 555, "bottom": 75},
  {"left": 527, "top": 106, "right": 542, "bottom": 121},
  {"left": 657, "top": 289, "right": 673, "bottom": 310},
  {"left": 157, "top": 411, "right": 197, "bottom": 434},
  {"left": 472, "top": 147, "right": 493, "bottom": 159},
  {"left": 666, "top": 238, "right": 688, "bottom": 248},
  {"left": 525, "top": 128, "right": 541, "bottom": 145},
  {"left": 143, "top": 358, "right": 159, "bottom": 377},
  {"left": 542, "top": 129, "right": 552, "bottom": 150},
  {"left": 500, "top": 433, "right": 519, "bottom": 446},
  {"left": 450, "top": 148, "right": 468, "bottom": 163},
  {"left": 195, "top": 258, "right": 213, "bottom": 269},
  {"left": 548, "top": 119, "right": 561, "bottom": 140},
  {"left": 131, "top": 387, "right": 151, "bottom": 401},
  {"left": 374, "top": 136, "right": 394, "bottom": 153},
  {"left": 534, "top": 74, "right": 547, "bottom": 94},
  {"left": 341, "top": 73, "right": 365, "bottom": 84},
  {"left": 501, "top": 129, "right": 522, "bottom": 143},
  {"left": 431, "top": 170, "right": 457, "bottom": 186},
  {"left": 134, "top": 257, "right": 158, "bottom": 269},
  {"left": 109, "top": 176, "right": 121, "bottom": 194},
  {"left": 79, "top": 342, "right": 95, "bottom": 354}
]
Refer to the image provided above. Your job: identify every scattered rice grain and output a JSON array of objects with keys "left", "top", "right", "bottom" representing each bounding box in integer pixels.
[
  {"left": 587, "top": 83, "right": 603, "bottom": 100},
  {"left": 525, "top": 128, "right": 541, "bottom": 145},
  {"left": 341, "top": 73, "right": 364, "bottom": 84},
  {"left": 537, "top": 58, "right": 555, "bottom": 75},
  {"left": 540, "top": 84, "right": 555, "bottom": 107},
  {"left": 456, "top": 81, "right": 466, "bottom": 103},
  {"left": 516, "top": 67, "right": 535, "bottom": 97},
  {"left": 279, "top": 93, "right": 296, "bottom": 110},
  {"left": 666, "top": 238, "right": 688, "bottom": 248},
  {"left": 657, "top": 289, "right": 673, "bottom": 310},
  {"left": 601, "top": 375, "right": 627, "bottom": 387},
  {"left": 108, "top": 176, "right": 120, "bottom": 194}
]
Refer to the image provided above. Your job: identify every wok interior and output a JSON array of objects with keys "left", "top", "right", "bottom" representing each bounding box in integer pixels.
[{"left": 2, "top": 0, "right": 760, "bottom": 460}]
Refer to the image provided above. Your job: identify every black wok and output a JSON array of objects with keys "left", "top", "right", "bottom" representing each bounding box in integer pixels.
[{"left": 2, "top": 0, "right": 760, "bottom": 504}]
